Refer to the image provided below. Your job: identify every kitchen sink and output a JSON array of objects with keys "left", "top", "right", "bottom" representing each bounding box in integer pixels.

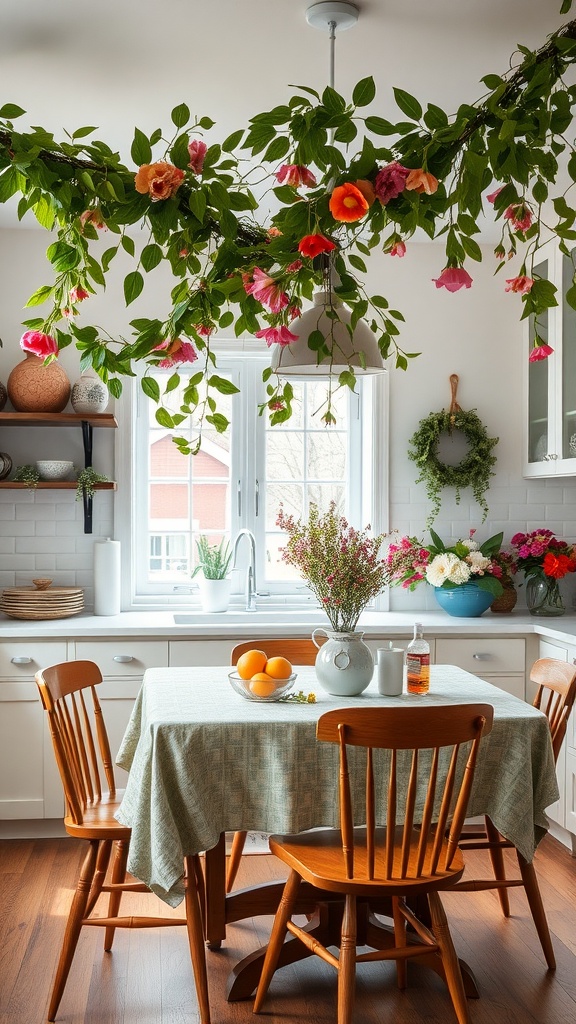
[{"left": 173, "top": 608, "right": 326, "bottom": 625}]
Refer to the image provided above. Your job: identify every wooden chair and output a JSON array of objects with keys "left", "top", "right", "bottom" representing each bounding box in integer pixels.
[
  {"left": 453, "top": 656, "right": 576, "bottom": 970},
  {"left": 253, "top": 702, "right": 494, "bottom": 1024},
  {"left": 226, "top": 638, "right": 318, "bottom": 892},
  {"left": 36, "top": 661, "right": 210, "bottom": 1024}
]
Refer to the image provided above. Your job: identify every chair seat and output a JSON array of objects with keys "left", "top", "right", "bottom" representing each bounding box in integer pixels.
[
  {"left": 64, "top": 790, "right": 130, "bottom": 840},
  {"left": 269, "top": 826, "right": 466, "bottom": 896}
]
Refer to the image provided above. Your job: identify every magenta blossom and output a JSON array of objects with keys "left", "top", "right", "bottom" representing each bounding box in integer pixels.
[
  {"left": 432, "top": 267, "right": 473, "bottom": 292},
  {"left": 69, "top": 286, "right": 90, "bottom": 303},
  {"left": 504, "top": 203, "right": 533, "bottom": 233},
  {"left": 389, "top": 240, "right": 406, "bottom": 257},
  {"left": 245, "top": 267, "right": 289, "bottom": 312},
  {"left": 505, "top": 276, "right": 534, "bottom": 295},
  {"left": 275, "top": 164, "right": 316, "bottom": 188},
  {"left": 187, "top": 140, "right": 207, "bottom": 175},
  {"left": 20, "top": 330, "right": 58, "bottom": 358},
  {"left": 255, "top": 325, "right": 298, "bottom": 347},
  {"left": 153, "top": 338, "right": 198, "bottom": 367},
  {"left": 529, "top": 342, "right": 554, "bottom": 362},
  {"left": 373, "top": 162, "right": 410, "bottom": 205},
  {"left": 486, "top": 187, "right": 504, "bottom": 204}
]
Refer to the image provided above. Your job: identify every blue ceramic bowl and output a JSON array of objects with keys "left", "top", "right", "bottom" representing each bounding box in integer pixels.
[{"left": 434, "top": 583, "right": 495, "bottom": 617}]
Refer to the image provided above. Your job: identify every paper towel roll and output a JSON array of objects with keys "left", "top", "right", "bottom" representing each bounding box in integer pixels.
[{"left": 94, "top": 538, "right": 121, "bottom": 615}]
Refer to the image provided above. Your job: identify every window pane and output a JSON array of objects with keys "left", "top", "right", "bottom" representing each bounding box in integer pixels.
[
  {"left": 266, "top": 483, "right": 304, "bottom": 528},
  {"left": 266, "top": 433, "right": 305, "bottom": 480},
  {"left": 307, "top": 431, "right": 346, "bottom": 480}
]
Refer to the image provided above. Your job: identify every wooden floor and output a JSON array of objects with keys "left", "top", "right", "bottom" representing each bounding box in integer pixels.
[{"left": 1, "top": 834, "right": 575, "bottom": 1024}]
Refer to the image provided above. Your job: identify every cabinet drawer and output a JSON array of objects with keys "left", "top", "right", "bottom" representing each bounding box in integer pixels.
[
  {"left": 0, "top": 642, "right": 67, "bottom": 679},
  {"left": 435, "top": 638, "right": 525, "bottom": 675},
  {"left": 75, "top": 641, "right": 168, "bottom": 676}
]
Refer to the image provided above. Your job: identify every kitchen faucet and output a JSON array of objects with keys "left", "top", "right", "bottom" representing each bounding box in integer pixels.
[{"left": 233, "top": 529, "right": 258, "bottom": 611}]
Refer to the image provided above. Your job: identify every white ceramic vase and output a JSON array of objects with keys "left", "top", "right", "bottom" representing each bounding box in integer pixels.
[
  {"left": 197, "top": 576, "right": 232, "bottom": 613},
  {"left": 71, "top": 372, "right": 109, "bottom": 414},
  {"left": 312, "top": 628, "right": 374, "bottom": 696}
]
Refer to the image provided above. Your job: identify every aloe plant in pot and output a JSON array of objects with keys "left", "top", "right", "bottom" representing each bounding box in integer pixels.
[{"left": 191, "top": 536, "right": 234, "bottom": 613}]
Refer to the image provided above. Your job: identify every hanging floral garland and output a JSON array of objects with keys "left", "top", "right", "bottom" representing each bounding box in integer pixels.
[{"left": 407, "top": 376, "right": 498, "bottom": 526}]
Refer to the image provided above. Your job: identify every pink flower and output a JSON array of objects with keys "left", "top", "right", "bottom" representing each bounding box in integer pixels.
[
  {"left": 389, "top": 240, "right": 406, "bottom": 258},
  {"left": 188, "top": 139, "right": 207, "bottom": 175},
  {"left": 69, "top": 286, "right": 90, "bottom": 303},
  {"left": 79, "top": 208, "right": 107, "bottom": 230},
  {"left": 255, "top": 325, "right": 299, "bottom": 347},
  {"left": 153, "top": 338, "right": 198, "bottom": 367},
  {"left": 61, "top": 307, "right": 73, "bottom": 319},
  {"left": 529, "top": 342, "right": 554, "bottom": 362},
  {"left": 505, "top": 276, "right": 534, "bottom": 295},
  {"left": 179, "top": 247, "right": 189, "bottom": 258},
  {"left": 275, "top": 164, "right": 316, "bottom": 188},
  {"left": 432, "top": 267, "right": 473, "bottom": 292},
  {"left": 20, "top": 330, "right": 58, "bottom": 358},
  {"left": 373, "top": 162, "right": 410, "bottom": 205},
  {"left": 245, "top": 268, "right": 289, "bottom": 312},
  {"left": 486, "top": 187, "right": 504, "bottom": 204},
  {"left": 286, "top": 259, "right": 303, "bottom": 273},
  {"left": 193, "top": 324, "right": 213, "bottom": 337},
  {"left": 504, "top": 203, "right": 533, "bottom": 233}
]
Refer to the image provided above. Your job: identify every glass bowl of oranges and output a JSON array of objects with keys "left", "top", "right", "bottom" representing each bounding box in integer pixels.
[{"left": 229, "top": 649, "right": 297, "bottom": 701}]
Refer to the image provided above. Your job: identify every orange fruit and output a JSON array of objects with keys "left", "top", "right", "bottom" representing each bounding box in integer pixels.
[
  {"left": 236, "top": 649, "right": 267, "bottom": 680},
  {"left": 249, "top": 673, "right": 278, "bottom": 698},
  {"left": 265, "top": 656, "right": 292, "bottom": 680}
]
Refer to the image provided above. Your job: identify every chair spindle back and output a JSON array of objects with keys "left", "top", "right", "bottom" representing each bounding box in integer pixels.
[{"left": 530, "top": 658, "right": 576, "bottom": 761}]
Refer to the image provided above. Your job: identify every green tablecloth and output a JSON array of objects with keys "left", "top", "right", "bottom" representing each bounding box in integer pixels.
[{"left": 115, "top": 665, "right": 559, "bottom": 906}]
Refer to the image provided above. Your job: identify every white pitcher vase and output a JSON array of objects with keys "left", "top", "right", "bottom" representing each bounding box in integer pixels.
[{"left": 312, "top": 628, "right": 374, "bottom": 696}]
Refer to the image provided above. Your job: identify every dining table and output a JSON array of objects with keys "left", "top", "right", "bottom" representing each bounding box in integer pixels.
[{"left": 115, "top": 663, "right": 559, "bottom": 1000}]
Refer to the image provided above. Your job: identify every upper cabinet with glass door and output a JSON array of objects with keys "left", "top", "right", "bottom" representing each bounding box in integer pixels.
[{"left": 523, "top": 239, "right": 576, "bottom": 477}]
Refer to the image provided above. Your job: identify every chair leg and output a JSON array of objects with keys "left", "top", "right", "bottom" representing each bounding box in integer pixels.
[
  {"left": 48, "top": 840, "right": 99, "bottom": 1022},
  {"left": 517, "top": 852, "right": 556, "bottom": 970},
  {"left": 226, "top": 830, "right": 247, "bottom": 892},
  {"left": 392, "top": 895, "right": 408, "bottom": 989},
  {"left": 184, "top": 856, "right": 211, "bottom": 1024},
  {"left": 428, "top": 891, "right": 470, "bottom": 1024},
  {"left": 484, "top": 816, "right": 511, "bottom": 917},
  {"left": 253, "top": 869, "right": 301, "bottom": 1013},
  {"left": 104, "top": 839, "right": 129, "bottom": 951},
  {"left": 84, "top": 839, "right": 113, "bottom": 919},
  {"left": 338, "top": 893, "right": 357, "bottom": 1024}
]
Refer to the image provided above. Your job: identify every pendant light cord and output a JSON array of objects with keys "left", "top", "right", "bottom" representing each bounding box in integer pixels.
[{"left": 329, "top": 19, "right": 336, "bottom": 89}]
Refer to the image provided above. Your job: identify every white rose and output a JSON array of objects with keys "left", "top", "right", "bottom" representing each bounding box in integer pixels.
[
  {"left": 467, "top": 552, "right": 491, "bottom": 574},
  {"left": 426, "top": 553, "right": 461, "bottom": 587},
  {"left": 447, "top": 559, "right": 472, "bottom": 584}
]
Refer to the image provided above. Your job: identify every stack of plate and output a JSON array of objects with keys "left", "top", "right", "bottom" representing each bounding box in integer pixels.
[{"left": 0, "top": 585, "right": 84, "bottom": 619}]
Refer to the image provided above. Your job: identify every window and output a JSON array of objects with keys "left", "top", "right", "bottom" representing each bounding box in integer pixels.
[{"left": 123, "top": 347, "right": 388, "bottom": 604}]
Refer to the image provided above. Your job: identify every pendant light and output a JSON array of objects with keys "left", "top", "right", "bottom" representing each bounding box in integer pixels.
[{"left": 271, "top": 1, "right": 386, "bottom": 379}]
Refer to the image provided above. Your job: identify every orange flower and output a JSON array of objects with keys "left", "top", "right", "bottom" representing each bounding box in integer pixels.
[
  {"left": 405, "top": 169, "right": 439, "bottom": 195},
  {"left": 134, "top": 162, "right": 185, "bottom": 201},
  {"left": 329, "top": 182, "right": 369, "bottom": 223},
  {"left": 353, "top": 179, "right": 375, "bottom": 206}
]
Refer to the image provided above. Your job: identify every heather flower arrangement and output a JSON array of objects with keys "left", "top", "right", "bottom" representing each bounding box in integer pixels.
[
  {"left": 276, "top": 503, "right": 387, "bottom": 632},
  {"left": 510, "top": 530, "right": 576, "bottom": 582},
  {"left": 385, "top": 529, "right": 505, "bottom": 597},
  {"left": 0, "top": 6, "right": 575, "bottom": 444}
]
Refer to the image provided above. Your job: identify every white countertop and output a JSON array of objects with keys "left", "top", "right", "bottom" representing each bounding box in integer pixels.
[{"left": 2, "top": 608, "right": 576, "bottom": 645}]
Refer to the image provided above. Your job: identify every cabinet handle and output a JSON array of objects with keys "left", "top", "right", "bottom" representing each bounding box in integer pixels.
[
  {"left": 472, "top": 653, "right": 492, "bottom": 660},
  {"left": 11, "top": 656, "right": 33, "bottom": 665},
  {"left": 113, "top": 655, "right": 134, "bottom": 663}
]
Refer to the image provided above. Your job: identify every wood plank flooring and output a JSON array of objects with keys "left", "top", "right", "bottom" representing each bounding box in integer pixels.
[{"left": 1, "top": 835, "right": 575, "bottom": 1024}]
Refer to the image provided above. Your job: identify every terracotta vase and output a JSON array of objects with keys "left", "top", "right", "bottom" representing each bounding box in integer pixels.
[{"left": 7, "top": 353, "right": 70, "bottom": 413}]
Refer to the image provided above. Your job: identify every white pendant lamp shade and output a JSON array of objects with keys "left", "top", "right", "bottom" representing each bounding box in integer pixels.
[{"left": 271, "top": 292, "right": 386, "bottom": 377}]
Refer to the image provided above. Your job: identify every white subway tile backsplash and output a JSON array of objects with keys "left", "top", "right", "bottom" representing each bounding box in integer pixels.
[{"left": 15, "top": 537, "right": 75, "bottom": 554}]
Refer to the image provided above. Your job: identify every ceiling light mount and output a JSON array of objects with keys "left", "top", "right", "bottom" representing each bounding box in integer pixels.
[{"left": 306, "top": 2, "right": 359, "bottom": 33}]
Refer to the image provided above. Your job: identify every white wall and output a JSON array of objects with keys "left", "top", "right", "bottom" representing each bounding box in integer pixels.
[{"left": 1, "top": 227, "right": 575, "bottom": 612}]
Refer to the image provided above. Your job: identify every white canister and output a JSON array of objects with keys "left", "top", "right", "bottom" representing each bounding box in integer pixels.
[
  {"left": 376, "top": 643, "right": 404, "bottom": 696},
  {"left": 93, "top": 538, "right": 121, "bottom": 615},
  {"left": 71, "top": 372, "right": 109, "bottom": 414}
]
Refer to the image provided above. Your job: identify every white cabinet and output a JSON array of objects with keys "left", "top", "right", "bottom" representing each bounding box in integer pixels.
[
  {"left": 75, "top": 640, "right": 169, "bottom": 786},
  {"left": 435, "top": 637, "right": 526, "bottom": 699},
  {"left": 523, "top": 239, "right": 576, "bottom": 477},
  {"left": 0, "top": 641, "right": 67, "bottom": 820}
]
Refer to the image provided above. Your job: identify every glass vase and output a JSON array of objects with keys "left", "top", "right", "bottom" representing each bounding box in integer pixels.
[{"left": 525, "top": 574, "right": 565, "bottom": 617}]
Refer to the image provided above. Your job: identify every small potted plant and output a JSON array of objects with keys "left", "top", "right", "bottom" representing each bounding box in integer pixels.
[{"left": 192, "top": 536, "right": 234, "bottom": 613}]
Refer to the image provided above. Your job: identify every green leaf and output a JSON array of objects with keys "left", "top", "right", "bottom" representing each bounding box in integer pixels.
[
  {"left": 198, "top": 116, "right": 215, "bottom": 130},
  {"left": 365, "top": 115, "right": 396, "bottom": 136},
  {"left": 352, "top": 76, "right": 376, "bottom": 107},
  {"left": 206, "top": 413, "right": 230, "bottom": 433},
  {"left": 141, "top": 376, "right": 161, "bottom": 402},
  {"left": 121, "top": 234, "right": 136, "bottom": 257},
  {"left": 334, "top": 120, "right": 357, "bottom": 144},
  {"left": 188, "top": 188, "right": 207, "bottom": 223},
  {"left": 131, "top": 127, "right": 152, "bottom": 166},
  {"left": 321, "top": 86, "right": 346, "bottom": 115},
  {"left": 141, "top": 243, "right": 163, "bottom": 272},
  {"left": 171, "top": 103, "right": 190, "bottom": 128},
  {"left": 460, "top": 235, "right": 483, "bottom": 261},
  {"left": 222, "top": 128, "right": 244, "bottom": 152},
  {"left": 72, "top": 125, "right": 98, "bottom": 140},
  {"left": 218, "top": 311, "right": 234, "bottom": 329},
  {"left": 348, "top": 253, "right": 367, "bottom": 273},
  {"left": 25, "top": 284, "right": 53, "bottom": 307},
  {"left": 393, "top": 87, "right": 422, "bottom": 121},
  {"left": 46, "top": 241, "right": 80, "bottom": 272},
  {"left": 0, "top": 103, "right": 25, "bottom": 119},
  {"left": 124, "top": 270, "right": 144, "bottom": 305},
  {"left": 207, "top": 375, "right": 240, "bottom": 395},
  {"left": 262, "top": 135, "right": 290, "bottom": 163},
  {"left": 155, "top": 407, "right": 175, "bottom": 428}
]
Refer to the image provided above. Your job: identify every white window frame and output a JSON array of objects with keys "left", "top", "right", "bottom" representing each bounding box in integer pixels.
[{"left": 114, "top": 341, "right": 389, "bottom": 610}]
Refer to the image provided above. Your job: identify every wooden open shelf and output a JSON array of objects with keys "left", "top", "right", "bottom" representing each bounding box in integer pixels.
[
  {"left": 0, "top": 482, "right": 116, "bottom": 490},
  {"left": 0, "top": 412, "right": 118, "bottom": 428}
]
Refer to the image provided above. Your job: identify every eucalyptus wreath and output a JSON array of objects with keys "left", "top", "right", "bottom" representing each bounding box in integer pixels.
[{"left": 407, "top": 410, "right": 498, "bottom": 526}]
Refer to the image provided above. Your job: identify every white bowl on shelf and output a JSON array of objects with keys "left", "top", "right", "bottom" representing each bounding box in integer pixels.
[{"left": 35, "top": 460, "right": 75, "bottom": 481}]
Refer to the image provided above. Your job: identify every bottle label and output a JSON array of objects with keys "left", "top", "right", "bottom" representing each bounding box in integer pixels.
[{"left": 406, "top": 653, "right": 429, "bottom": 676}]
